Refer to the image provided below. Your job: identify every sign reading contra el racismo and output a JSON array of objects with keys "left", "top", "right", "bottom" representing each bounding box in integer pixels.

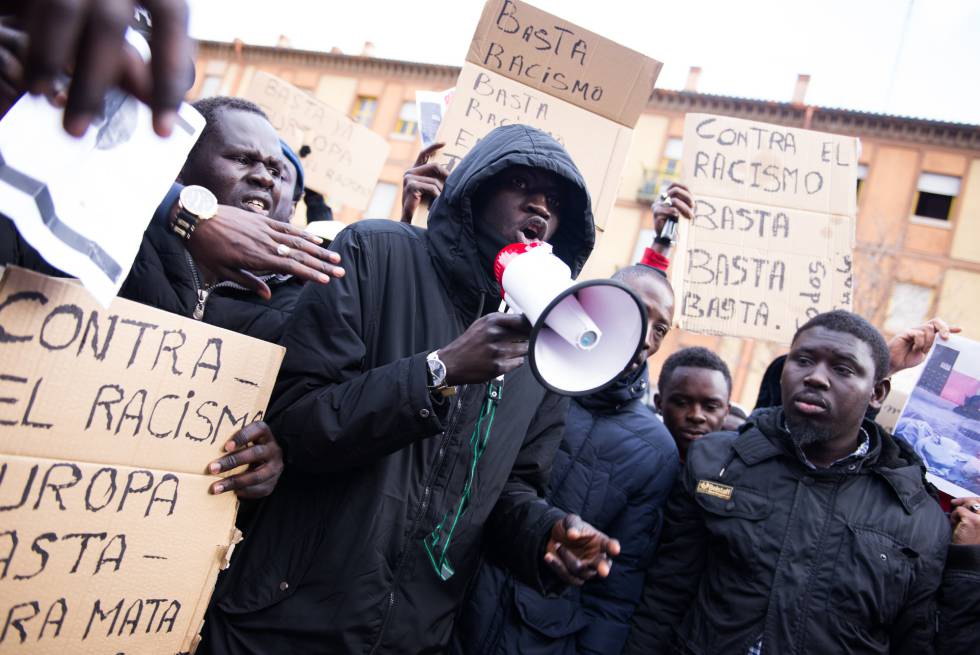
[
  {"left": 671, "top": 113, "right": 859, "bottom": 344},
  {"left": 0, "top": 267, "right": 284, "bottom": 654}
]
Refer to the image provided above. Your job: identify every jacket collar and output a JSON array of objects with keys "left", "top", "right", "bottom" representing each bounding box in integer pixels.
[
  {"left": 734, "top": 407, "right": 931, "bottom": 514},
  {"left": 575, "top": 363, "right": 647, "bottom": 413}
]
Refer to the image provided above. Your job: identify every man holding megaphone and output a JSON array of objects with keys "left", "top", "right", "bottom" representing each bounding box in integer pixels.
[{"left": 198, "top": 125, "right": 621, "bottom": 655}]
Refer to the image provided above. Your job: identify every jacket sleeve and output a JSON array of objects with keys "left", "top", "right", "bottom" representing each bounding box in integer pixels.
[
  {"left": 267, "top": 228, "right": 447, "bottom": 474},
  {"left": 578, "top": 440, "right": 680, "bottom": 655},
  {"left": 484, "top": 391, "right": 569, "bottom": 594},
  {"left": 936, "top": 544, "right": 980, "bottom": 655},
  {"left": 624, "top": 457, "right": 708, "bottom": 654}
]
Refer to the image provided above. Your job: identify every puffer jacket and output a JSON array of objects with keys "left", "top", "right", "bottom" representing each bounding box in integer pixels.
[
  {"left": 626, "top": 407, "right": 951, "bottom": 655},
  {"left": 199, "top": 124, "right": 596, "bottom": 655},
  {"left": 119, "top": 185, "right": 302, "bottom": 343},
  {"left": 452, "top": 364, "right": 679, "bottom": 655}
]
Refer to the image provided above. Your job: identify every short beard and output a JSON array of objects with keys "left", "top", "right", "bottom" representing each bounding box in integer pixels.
[{"left": 785, "top": 414, "right": 833, "bottom": 447}]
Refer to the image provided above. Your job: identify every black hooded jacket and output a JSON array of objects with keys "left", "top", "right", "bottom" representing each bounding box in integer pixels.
[
  {"left": 626, "top": 407, "right": 951, "bottom": 655},
  {"left": 199, "top": 125, "right": 596, "bottom": 655}
]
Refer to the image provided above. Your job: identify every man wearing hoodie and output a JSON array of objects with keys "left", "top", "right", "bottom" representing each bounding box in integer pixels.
[
  {"left": 451, "top": 263, "right": 679, "bottom": 655},
  {"left": 198, "top": 125, "right": 619, "bottom": 654}
]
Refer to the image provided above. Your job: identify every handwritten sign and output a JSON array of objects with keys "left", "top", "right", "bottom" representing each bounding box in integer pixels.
[
  {"left": 242, "top": 72, "right": 389, "bottom": 212},
  {"left": 436, "top": 0, "right": 662, "bottom": 230},
  {"left": 671, "top": 114, "right": 858, "bottom": 343},
  {"left": 0, "top": 267, "right": 284, "bottom": 654}
]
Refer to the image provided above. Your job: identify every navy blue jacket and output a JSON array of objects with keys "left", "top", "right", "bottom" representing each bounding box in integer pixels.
[{"left": 452, "top": 365, "right": 680, "bottom": 655}]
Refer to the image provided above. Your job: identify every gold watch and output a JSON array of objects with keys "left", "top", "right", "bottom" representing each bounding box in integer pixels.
[{"left": 172, "top": 185, "right": 218, "bottom": 240}]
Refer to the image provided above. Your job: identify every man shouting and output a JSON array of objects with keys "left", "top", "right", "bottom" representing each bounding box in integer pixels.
[{"left": 199, "top": 125, "right": 619, "bottom": 654}]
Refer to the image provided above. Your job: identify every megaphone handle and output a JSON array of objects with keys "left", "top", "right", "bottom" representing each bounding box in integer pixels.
[{"left": 502, "top": 294, "right": 523, "bottom": 316}]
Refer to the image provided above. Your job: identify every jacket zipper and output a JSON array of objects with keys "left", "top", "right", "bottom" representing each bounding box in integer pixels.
[
  {"left": 368, "top": 390, "right": 468, "bottom": 654},
  {"left": 183, "top": 251, "right": 279, "bottom": 320}
]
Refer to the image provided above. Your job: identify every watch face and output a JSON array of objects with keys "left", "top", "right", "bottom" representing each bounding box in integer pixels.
[
  {"left": 180, "top": 185, "right": 218, "bottom": 219},
  {"left": 427, "top": 356, "right": 447, "bottom": 385}
]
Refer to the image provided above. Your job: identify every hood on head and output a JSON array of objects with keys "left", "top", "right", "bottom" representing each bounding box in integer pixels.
[{"left": 427, "top": 125, "right": 595, "bottom": 319}]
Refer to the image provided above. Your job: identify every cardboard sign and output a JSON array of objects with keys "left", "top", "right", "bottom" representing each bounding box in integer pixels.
[
  {"left": 243, "top": 72, "right": 390, "bottom": 211},
  {"left": 0, "top": 267, "right": 284, "bottom": 654},
  {"left": 436, "top": 0, "right": 662, "bottom": 230},
  {"left": 672, "top": 114, "right": 858, "bottom": 343}
]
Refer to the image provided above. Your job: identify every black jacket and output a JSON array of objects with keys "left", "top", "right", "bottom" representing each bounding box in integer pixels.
[
  {"left": 938, "top": 544, "right": 980, "bottom": 654},
  {"left": 453, "top": 365, "right": 679, "bottom": 655},
  {"left": 626, "top": 407, "right": 951, "bottom": 655},
  {"left": 200, "top": 125, "right": 596, "bottom": 655},
  {"left": 119, "top": 188, "right": 303, "bottom": 343}
]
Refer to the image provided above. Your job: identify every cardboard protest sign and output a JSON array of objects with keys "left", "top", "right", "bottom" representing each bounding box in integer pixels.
[
  {"left": 671, "top": 114, "right": 858, "bottom": 343},
  {"left": 0, "top": 31, "right": 203, "bottom": 306},
  {"left": 894, "top": 335, "right": 980, "bottom": 498},
  {"left": 435, "top": 0, "right": 662, "bottom": 230},
  {"left": 243, "top": 72, "right": 389, "bottom": 211},
  {"left": 0, "top": 267, "right": 284, "bottom": 654}
]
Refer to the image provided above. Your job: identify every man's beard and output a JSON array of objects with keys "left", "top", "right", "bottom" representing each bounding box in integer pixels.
[{"left": 785, "top": 414, "right": 834, "bottom": 446}]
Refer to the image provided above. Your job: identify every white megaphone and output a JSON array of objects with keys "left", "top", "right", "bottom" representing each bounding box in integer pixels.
[{"left": 494, "top": 242, "right": 648, "bottom": 396}]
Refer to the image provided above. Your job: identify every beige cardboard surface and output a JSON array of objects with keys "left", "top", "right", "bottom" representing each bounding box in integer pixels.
[
  {"left": 0, "top": 267, "right": 284, "bottom": 653},
  {"left": 466, "top": 0, "right": 662, "bottom": 126},
  {"left": 672, "top": 114, "right": 859, "bottom": 343},
  {"left": 243, "top": 72, "right": 390, "bottom": 211},
  {"left": 436, "top": 63, "right": 633, "bottom": 230},
  {"left": 682, "top": 113, "right": 859, "bottom": 216}
]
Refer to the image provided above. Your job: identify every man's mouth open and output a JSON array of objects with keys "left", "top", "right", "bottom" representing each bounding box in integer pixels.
[{"left": 242, "top": 197, "right": 271, "bottom": 216}]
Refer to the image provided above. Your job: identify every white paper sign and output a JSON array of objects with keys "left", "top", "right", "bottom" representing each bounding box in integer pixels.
[
  {"left": 416, "top": 88, "right": 455, "bottom": 148},
  {"left": 0, "top": 93, "right": 202, "bottom": 305},
  {"left": 894, "top": 334, "right": 980, "bottom": 498}
]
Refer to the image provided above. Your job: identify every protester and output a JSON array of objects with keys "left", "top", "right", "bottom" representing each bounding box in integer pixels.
[
  {"left": 198, "top": 124, "right": 619, "bottom": 654},
  {"left": 626, "top": 310, "right": 952, "bottom": 654},
  {"left": 452, "top": 265, "right": 679, "bottom": 655},
  {"left": 655, "top": 346, "right": 732, "bottom": 461},
  {"left": 119, "top": 96, "right": 333, "bottom": 500}
]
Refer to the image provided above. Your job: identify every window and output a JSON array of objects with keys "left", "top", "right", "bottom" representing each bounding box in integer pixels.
[
  {"left": 631, "top": 229, "right": 656, "bottom": 264},
  {"left": 365, "top": 182, "right": 398, "bottom": 218},
  {"left": 198, "top": 74, "right": 222, "bottom": 99},
  {"left": 913, "top": 173, "right": 960, "bottom": 222},
  {"left": 884, "top": 282, "right": 934, "bottom": 334},
  {"left": 856, "top": 164, "right": 868, "bottom": 199},
  {"left": 351, "top": 96, "right": 378, "bottom": 126},
  {"left": 638, "top": 138, "right": 683, "bottom": 202},
  {"left": 392, "top": 101, "right": 418, "bottom": 137}
]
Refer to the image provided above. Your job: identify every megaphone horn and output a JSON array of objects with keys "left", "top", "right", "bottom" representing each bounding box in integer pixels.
[{"left": 495, "top": 243, "right": 648, "bottom": 396}]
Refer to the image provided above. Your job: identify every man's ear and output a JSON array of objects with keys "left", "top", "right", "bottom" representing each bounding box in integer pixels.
[
  {"left": 869, "top": 377, "right": 891, "bottom": 410},
  {"left": 654, "top": 392, "right": 662, "bottom": 413}
]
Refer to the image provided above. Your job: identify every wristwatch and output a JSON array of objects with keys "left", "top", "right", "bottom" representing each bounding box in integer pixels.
[
  {"left": 172, "top": 185, "right": 218, "bottom": 240},
  {"left": 426, "top": 351, "right": 456, "bottom": 397}
]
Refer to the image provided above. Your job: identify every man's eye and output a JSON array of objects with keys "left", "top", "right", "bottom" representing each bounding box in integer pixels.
[
  {"left": 235, "top": 155, "right": 250, "bottom": 165},
  {"left": 656, "top": 324, "right": 670, "bottom": 337},
  {"left": 269, "top": 167, "right": 281, "bottom": 178},
  {"left": 547, "top": 193, "right": 561, "bottom": 208},
  {"left": 834, "top": 366, "right": 854, "bottom": 376},
  {"left": 512, "top": 176, "right": 527, "bottom": 189}
]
